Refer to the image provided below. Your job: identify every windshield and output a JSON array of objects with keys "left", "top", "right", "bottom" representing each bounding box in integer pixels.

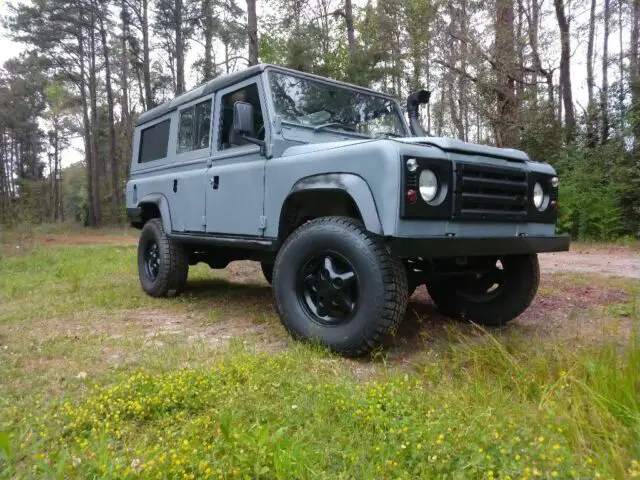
[{"left": 268, "top": 72, "right": 408, "bottom": 137}]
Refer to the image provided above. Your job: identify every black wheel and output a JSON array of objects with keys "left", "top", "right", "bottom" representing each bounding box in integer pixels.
[
  {"left": 426, "top": 254, "right": 539, "bottom": 326},
  {"left": 261, "top": 262, "right": 274, "bottom": 285},
  {"left": 272, "top": 217, "right": 408, "bottom": 356},
  {"left": 137, "top": 218, "right": 189, "bottom": 297}
]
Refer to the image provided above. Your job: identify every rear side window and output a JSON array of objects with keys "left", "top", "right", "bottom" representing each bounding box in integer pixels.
[
  {"left": 139, "top": 119, "right": 171, "bottom": 163},
  {"left": 177, "top": 99, "right": 212, "bottom": 153}
]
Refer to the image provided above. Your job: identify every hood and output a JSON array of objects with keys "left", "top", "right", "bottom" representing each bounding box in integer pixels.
[
  {"left": 394, "top": 137, "right": 530, "bottom": 162},
  {"left": 281, "top": 139, "right": 373, "bottom": 157}
]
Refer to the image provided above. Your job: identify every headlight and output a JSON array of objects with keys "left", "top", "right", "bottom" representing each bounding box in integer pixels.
[
  {"left": 533, "top": 182, "right": 544, "bottom": 210},
  {"left": 419, "top": 169, "right": 438, "bottom": 202}
]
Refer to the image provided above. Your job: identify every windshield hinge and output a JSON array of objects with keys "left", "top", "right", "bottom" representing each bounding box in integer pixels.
[
  {"left": 272, "top": 115, "right": 282, "bottom": 134},
  {"left": 259, "top": 215, "right": 267, "bottom": 230}
]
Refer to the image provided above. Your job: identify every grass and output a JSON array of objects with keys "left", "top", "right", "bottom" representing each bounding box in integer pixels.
[{"left": 0, "top": 244, "right": 639, "bottom": 479}]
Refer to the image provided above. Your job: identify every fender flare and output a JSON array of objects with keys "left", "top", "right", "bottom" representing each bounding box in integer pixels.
[
  {"left": 285, "top": 173, "right": 383, "bottom": 234},
  {"left": 137, "top": 193, "right": 173, "bottom": 233}
]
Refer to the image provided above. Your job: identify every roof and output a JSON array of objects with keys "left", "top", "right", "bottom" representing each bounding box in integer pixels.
[{"left": 135, "top": 64, "right": 397, "bottom": 127}]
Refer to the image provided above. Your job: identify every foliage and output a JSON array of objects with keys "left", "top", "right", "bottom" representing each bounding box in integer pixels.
[
  {"left": 555, "top": 141, "right": 638, "bottom": 240},
  {"left": 1, "top": 331, "right": 639, "bottom": 478},
  {"left": 0, "top": 0, "right": 639, "bottom": 238}
]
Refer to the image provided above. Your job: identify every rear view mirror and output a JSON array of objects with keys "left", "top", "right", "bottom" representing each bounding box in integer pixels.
[{"left": 233, "top": 101, "right": 255, "bottom": 136}]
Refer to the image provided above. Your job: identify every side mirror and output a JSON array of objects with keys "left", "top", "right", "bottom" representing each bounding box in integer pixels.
[{"left": 233, "top": 101, "right": 255, "bottom": 136}]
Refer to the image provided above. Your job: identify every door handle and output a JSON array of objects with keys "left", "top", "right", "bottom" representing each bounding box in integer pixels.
[
  {"left": 173, "top": 179, "right": 178, "bottom": 193},
  {"left": 210, "top": 175, "right": 219, "bottom": 190}
]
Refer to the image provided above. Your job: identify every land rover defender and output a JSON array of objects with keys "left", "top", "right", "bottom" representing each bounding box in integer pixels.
[{"left": 126, "top": 64, "right": 570, "bottom": 356}]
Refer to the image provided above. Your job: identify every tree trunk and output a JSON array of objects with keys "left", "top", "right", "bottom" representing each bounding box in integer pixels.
[
  {"left": 99, "top": 2, "right": 120, "bottom": 213},
  {"left": 247, "top": 0, "right": 259, "bottom": 66},
  {"left": 89, "top": 5, "right": 102, "bottom": 225},
  {"left": 526, "top": 0, "right": 539, "bottom": 102},
  {"left": 601, "top": 0, "right": 610, "bottom": 143},
  {"left": 618, "top": 0, "right": 625, "bottom": 132},
  {"left": 494, "top": 0, "right": 518, "bottom": 147},
  {"left": 142, "top": 0, "right": 153, "bottom": 108},
  {"left": 79, "top": 31, "right": 97, "bottom": 227},
  {"left": 554, "top": 0, "right": 575, "bottom": 143},
  {"left": 586, "top": 0, "right": 596, "bottom": 146},
  {"left": 632, "top": 0, "right": 640, "bottom": 146},
  {"left": 121, "top": 0, "right": 134, "bottom": 172},
  {"left": 202, "top": 0, "right": 214, "bottom": 80},
  {"left": 175, "top": 0, "right": 185, "bottom": 94},
  {"left": 344, "top": 0, "right": 356, "bottom": 57}
]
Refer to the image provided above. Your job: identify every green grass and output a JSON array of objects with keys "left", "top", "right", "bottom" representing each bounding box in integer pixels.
[{"left": 0, "top": 245, "right": 639, "bottom": 479}]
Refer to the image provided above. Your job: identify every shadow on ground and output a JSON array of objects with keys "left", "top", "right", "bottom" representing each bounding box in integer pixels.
[{"left": 174, "top": 261, "right": 636, "bottom": 361}]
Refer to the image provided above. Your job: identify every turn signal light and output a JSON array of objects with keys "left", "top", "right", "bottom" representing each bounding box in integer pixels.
[
  {"left": 550, "top": 200, "right": 558, "bottom": 210},
  {"left": 407, "top": 189, "right": 418, "bottom": 204}
]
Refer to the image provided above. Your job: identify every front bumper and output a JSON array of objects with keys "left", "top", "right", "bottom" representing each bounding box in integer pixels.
[{"left": 388, "top": 235, "right": 570, "bottom": 258}]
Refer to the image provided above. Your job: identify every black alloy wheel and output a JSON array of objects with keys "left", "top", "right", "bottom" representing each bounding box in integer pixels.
[
  {"left": 144, "top": 241, "right": 161, "bottom": 280},
  {"left": 298, "top": 252, "right": 359, "bottom": 325}
]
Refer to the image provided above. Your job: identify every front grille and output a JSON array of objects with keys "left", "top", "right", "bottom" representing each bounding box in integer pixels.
[{"left": 455, "top": 163, "right": 528, "bottom": 221}]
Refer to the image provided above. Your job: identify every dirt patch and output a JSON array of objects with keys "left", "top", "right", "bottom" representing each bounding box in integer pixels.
[
  {"left": 132, "top": 308, "right": 288, "bottom": 353},
  {"left": 383, "top": 275, "right": 635, "bottom": 361},
  {"left": 539, "top": 250, "right": 640, "bottom": 279},
  {"left": 35, "top": 234, "right": 137, "bottom": 247}
]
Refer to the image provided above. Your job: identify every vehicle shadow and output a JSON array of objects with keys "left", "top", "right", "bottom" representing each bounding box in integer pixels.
[
  {"left": 182, "top": 278, "right": 475, "bottom": 359},
  {"left": 183, "top": 278, "right": 277, "bottom": 316}
]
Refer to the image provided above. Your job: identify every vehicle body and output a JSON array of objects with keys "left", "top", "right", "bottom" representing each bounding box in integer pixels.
[{"left": 126, "top": 63, "right": 570, "bottom": 356}]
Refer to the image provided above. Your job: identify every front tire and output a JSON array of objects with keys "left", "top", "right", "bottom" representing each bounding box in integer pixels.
[
  {"left": 272, "top": 217, "right": 408, "bottom": 356},
  {"left": 426, "top": 254, "right": 539, "bottom": 326},
  {"left": 137, "top": 218, "right": 189, "bottom": 297}
]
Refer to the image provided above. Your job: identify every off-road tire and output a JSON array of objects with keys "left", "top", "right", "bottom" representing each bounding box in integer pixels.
[
  {"left": 272, "top": 216, "right": 408, "bottom": 356},
  {"left": 426, "top": 254, "right": 539, "bottom": 326},
  {"left": 138, "top": 218, "right": 189, "bottom": 297},
  {"left": 261, "top": 262, "right": 274, "bottom": 285}
]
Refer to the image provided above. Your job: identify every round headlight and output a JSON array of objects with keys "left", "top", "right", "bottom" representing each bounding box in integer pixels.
[
  {"left": 419, "top": 169, "right": 438, "bottom": 203},
  {"left": 533, "top": 182, "right": 544, "bottom": 209},
  {"left": 406, "top": 158, "right": 418, "bottom": 172}
]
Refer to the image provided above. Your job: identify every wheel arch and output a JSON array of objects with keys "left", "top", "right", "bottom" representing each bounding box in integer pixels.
[
  {"left": 277, "top": 173, "right": 383, "bottom": 243},
  {"left": 136, "top": 193, "right": 173, "bottom": 232}
]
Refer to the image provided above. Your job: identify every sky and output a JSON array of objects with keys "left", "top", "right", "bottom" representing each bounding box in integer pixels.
[{"left": 0, "top": 0, "right": 624, "bottom": 169}]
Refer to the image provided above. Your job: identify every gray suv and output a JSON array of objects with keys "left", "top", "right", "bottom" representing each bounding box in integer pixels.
[{"left": 126, "top": 64, "right": 569, "bottom": 356}]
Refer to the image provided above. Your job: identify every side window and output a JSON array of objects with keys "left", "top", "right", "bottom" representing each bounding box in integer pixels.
[
  {"left": 176, "top": 99, "right": 212, "bottom": 153},
  {"left": 194, "top": 101, "right": 212, "bottom": 150},
  {"left": 177, "top": 108, "right": 193, "bottom": 153},
  {"left": 139, "top": 119, "right": 171, "bottom": 163},
  {"left": 219, "top": 84, "right": 265, "bottom": 150}
]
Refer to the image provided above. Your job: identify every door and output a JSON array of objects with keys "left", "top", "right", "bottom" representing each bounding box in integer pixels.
[
  {"left": 205, "top": 78, "right": 267, "bottom": 237},
  {"left": 170, "top": 96, "right": 213, "bottom": 232}
]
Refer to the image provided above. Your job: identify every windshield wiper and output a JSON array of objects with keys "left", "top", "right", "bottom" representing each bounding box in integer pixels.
[
  {"left": 374, "top": 131, "right": 403, "bottom": 138},
  {"left": 313, "top": 122, "right": 356, "bottom": 133}
]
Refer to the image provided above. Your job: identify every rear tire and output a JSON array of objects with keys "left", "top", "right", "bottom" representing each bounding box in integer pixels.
[
  {"left": 426, "top": 254, "right": 539, "bottom": 326},
  {"left": 272, "top": 217, "right": 408, "bottom": 356},
  {"left": 137, "top": 218, "right": 189, "bottom": 298}
]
